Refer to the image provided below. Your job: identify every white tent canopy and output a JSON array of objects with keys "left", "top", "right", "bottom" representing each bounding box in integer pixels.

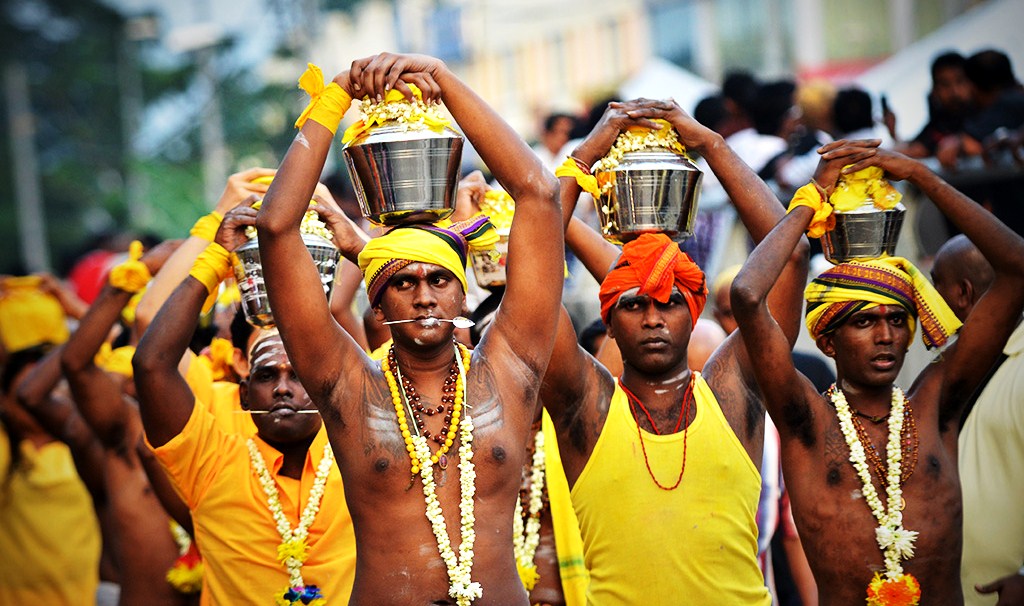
[
  {"left": 855, "top": 0, "right": 1024, "bottom": 141},
  {"left": 618, "top": 57, "right": 718, "bottom": 114}
]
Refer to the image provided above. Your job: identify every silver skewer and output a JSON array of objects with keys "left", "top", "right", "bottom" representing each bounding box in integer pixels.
[
  {"left": 237, "top": 410, "right": 322, "bottom": 414},
  {"left": 382, "top": 316, "right": 475, "bottom": 329}
]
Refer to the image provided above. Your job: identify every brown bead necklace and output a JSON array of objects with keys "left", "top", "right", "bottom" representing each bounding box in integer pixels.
[
  {"left": 389, "top": 346, "right": 460, "bottom": 447},
  {"left": 828, "top": 384, "right": 919, "bottom": 484}
]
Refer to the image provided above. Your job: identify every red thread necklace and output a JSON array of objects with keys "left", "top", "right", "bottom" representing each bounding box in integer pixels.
[{"left": 618, "top": 376, "right": 694, "bottom": 491}]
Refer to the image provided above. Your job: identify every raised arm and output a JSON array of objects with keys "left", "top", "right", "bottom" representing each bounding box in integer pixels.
[
  {"left": 731, "top": 142, "right": 878, "bottom": 443},
  {"left": 135, "top": 168, "right": 273, "bottom": 334},
  {"left": 255, "top": 67, "right": 365, "bottom": 406},
  {"left": 16, "top": 346, "right": 106, "bottom": 498},
  {"left": 351, "top": 53, "right": 564, "bottom": 373},
  {"left": 61, "top": 241, "right": 177, "bottom": 448},
  {"left": 134, "top": 208, "right": 255, "bottom": 447},
  {"left": 843, "top": 148, "right": 1024, "bottom": 423}
]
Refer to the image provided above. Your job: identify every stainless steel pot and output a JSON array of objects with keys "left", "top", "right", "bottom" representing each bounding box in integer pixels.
[
  {"left": 822, "top": 201, "right": 906, "bottom": 264},
  {"left": 594, "top": 148, "right": 702, "bottom": 244},
  {"left": 233, "top": 234, "right": 341, "bottom": 327},
  {"left": 342, "top": 123, "right": 463, "bottom": 226}
]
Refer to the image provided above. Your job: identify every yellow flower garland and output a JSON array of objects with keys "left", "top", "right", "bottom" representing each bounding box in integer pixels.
[
  {"left": 383, "top": 342, "right": 481, "bottom": 605},
  {"left": 247, "top": 440, "right": 334, "bottom": 605}
]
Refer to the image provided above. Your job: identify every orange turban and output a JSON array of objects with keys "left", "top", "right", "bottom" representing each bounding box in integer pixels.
[{"left": 598, "top": 233, "right": 707, "bottom": 327}]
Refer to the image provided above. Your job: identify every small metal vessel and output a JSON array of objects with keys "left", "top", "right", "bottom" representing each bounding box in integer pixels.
[
  {"left": 233, "top": 234, "right": 341, "bottom": 327},
  {"left": 822, "top": 201, "right": 906, "bottom": 264},
  {"left": 470, "top": 235, "right": 509, "bottom": 289},
  {"left": 594, "top": 148, "right": 702, "bottom": 244},
  {"left": 342, "top": 123, "right": 463, "bottom": 226}
]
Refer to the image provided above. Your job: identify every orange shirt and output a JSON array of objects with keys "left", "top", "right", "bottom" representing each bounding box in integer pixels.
[{"left": 151, "top": 401, "right": 355, "bottom": 605}]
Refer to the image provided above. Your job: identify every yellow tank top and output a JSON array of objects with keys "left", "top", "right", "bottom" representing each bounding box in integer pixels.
[{"left": 570, "top": 372, "right": 770, "bottom": 605}]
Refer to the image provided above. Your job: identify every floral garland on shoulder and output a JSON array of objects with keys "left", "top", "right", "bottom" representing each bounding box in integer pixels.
[
  {"left": 513, "top": 428, "right": 546, "bottom": 591},
  {"left": 382, "top": 342, "right": 482, "bottom": 606},
  {"left": 830, "top": 385, "right": 921, "bottom": 606},
  {"left": 247, "top": 439, "right": 335, "bottom": 606}
]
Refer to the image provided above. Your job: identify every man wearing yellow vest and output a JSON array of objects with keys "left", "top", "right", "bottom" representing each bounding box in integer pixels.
[
  {"left": 133, "top": 205, "right": 357, "bottom": 605},
  {"left": 541, "top": 98, "right": 808, "bottom": 604},
  {"left": 256, "top": 52, "right": 563, "bottom": 605},
  {"left": 731, "top": 141, "right": 1024, "bottom": 604}
]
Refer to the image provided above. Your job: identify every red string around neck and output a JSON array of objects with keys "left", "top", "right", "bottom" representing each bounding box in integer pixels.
[{"left": 618, "top": 376, "right": 694, "bottom": 491}]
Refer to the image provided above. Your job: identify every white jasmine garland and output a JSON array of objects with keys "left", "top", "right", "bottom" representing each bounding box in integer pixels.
[
  {"left": 830, "top": 386, "right": 919, "bottom": 578},
  {"left": 512, "top": 429, "right": 546, "bottom": 589},
  {"left": 414, "top": 410, "right": 481, "bottom": 605},
  {"left": 592, "top": 126, "right": 686, "bottom": 195},
  {"left": 358, "top": 95, "right": 448, "bottom": 134},
  {"left": 247, "top": 439, "right": 335, "bottom": 590}
]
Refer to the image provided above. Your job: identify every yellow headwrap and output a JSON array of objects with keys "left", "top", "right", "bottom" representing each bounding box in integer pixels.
[
  {"left": 95, "top": 343, "right": 136, "bottom": 378},
  {"left": 0, "top": 276, "right": 70, "bottom": 353},
  {"left": 357, "top": 216, "right": 498, "bottom": 306},
  {"left": 804, "top": 257, "right": 961, "bottom": 349}
]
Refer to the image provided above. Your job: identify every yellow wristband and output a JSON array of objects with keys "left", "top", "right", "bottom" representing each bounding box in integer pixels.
[
  {"left": 109, "top": 241, "right": 152, "bottom": 293},
  {"left": 786, "top": 182, "right": 834, "bottom": 239},
  {"left": 294, "top": 63, "right": 352, "bottom": 135},
  {"left": 190, "top": 211, "right": 223, "bottom": 242},
  {"left": 188, "top": 242, "right": 233, "bottom": 297},
  {"left": 555, "top": 156, "right": 601, "bottom": 198}
]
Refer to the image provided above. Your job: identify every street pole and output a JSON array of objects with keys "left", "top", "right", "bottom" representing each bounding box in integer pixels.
[{"left": 3, "top": 61, "right": 50, "bottom": 273}]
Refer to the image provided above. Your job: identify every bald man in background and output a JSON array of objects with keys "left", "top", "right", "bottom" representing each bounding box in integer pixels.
[{"left": 932, "top": 235, "right": 1024, "bottom": 606}]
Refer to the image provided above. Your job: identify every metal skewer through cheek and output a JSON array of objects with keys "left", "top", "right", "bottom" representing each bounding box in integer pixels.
[{"left": 382, "top": 316, "right": 475, "bottom": 329}]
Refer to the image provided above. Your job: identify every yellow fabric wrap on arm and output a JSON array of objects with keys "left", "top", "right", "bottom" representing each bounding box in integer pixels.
[
  {"left": 555, "top": 156, "right": 601, "bottom": 198},
  {"left": 188, "top": 242, "right": 234, "bottom": 313},
  {"left": 190, "top": 211, "right": 223, "bottom": 242},
  {"left": 786, "top": 182, "right": 835, "bottom": 239},
  {"left": 109, "top": 241, "right": 152, "bottom": 293},
  {"left": 294, "top": 63, "right": 352, "bottom": 135}
]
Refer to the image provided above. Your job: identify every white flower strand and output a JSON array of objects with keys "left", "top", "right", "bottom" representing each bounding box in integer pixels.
[
  {"left": 358, "top": 95, "right": 449, "bottom": 134},
  {"left": 592, "top": 126, "right": 685, "bottom": 195},
  {"left": 411, "top": 347, "right": 481, "bottom": 605},
  {"left": 512, "top": 429, "right": 547, "bottom": 581},
  {"left": 247, "top": 440, "right": 335, "bottom": 588},
  {"left": 831, "top": 386, "right": 918, "bottom": 579}
]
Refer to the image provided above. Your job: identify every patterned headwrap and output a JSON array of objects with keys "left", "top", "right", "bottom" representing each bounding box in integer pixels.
[
  {"left": 358, "top": 216, "right": 498, "bottom": 306},
  {"left": 598, "top": 233, "right": 707, "bottom": 327},
  {"left": 804, "top": 256, "right": 961, "bottom": 349}
]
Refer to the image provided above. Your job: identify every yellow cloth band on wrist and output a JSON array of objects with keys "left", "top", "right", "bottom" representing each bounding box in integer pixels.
[
  {"left": 787, "top": 182, "right": 835, "bottom": 239},
  {"left": 188, "top": 242, "right": 233, "bottom": 312},
  {"left": 294, "top": 63, "right": 352, "bottom": 135},
  {"left": 555, "top": 156, "right": 601, "bottom": 198},
  {"left": 109, "top": 241, "right": 152, "bottom": 293},
  {"left": 190, "top": 211, "right": 223, "bottom": 242}
]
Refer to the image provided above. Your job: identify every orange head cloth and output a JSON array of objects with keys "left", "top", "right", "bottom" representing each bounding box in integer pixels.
[{"left": 599, "top": 233, "right": 707, "bottom": 327}]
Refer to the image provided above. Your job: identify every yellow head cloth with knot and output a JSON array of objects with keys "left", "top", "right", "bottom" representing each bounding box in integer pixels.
[
  {"left": 804, "top": 256, "right": 961, "bottom": 349},
  {"left": 0, "top": 275, "right": 70, "bottom": 352},
  {"left": 108, "top": 241, "right": 151, "bottom": 293},
  {"left": 358, "top": 216, "right": 498, "bottom": 306},
  {"left": 95, "top": 343, "right": 136, "bottom": 378}
]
